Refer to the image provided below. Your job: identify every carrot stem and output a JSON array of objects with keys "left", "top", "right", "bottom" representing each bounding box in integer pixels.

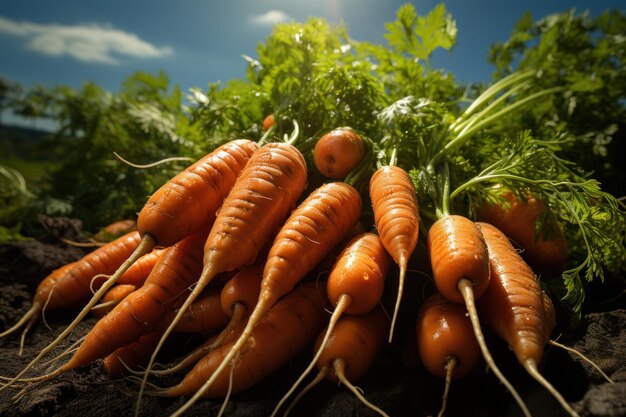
[
  {"left": 438, "top": 356, "right": 457, "bottom": 417},
  {"left": 284, "top": 367, "right": 328, "bottom": 417},
  {"left": 547, "top": 339, "right": 614, "bottom": 384},
  {"left": 333, "top": 358, "right": 390, "bottom": 417}
]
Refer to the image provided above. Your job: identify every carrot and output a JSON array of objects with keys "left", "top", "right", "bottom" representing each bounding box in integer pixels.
[
  {"left": 91, "top": 284, "right": 137, "bottom": 318},
  {"left": 0, "top": 140, "right": 259, "bottom": 391},
  {"left": 148, "top": 265, "right": 263, "bottom": 378},
  {"left": 151, "top": 282, "right": 327, "bottom": 399},
  {"left": 1, "top": 223, "right": 212, "bottom": 387},
  {"left": 427, "top": 214, "right": 531, "bottom": 417},
  {"left": 117, "top": 248, "right": 165, "bottom": 287},
  {"left": 274, "top": 232, "right": 391, "bottom": 414},
  {"left": 313, "top": 127, "right": 366, "bottom": 179},
  {"left": 262, "top": 114, "right": 276, "bottom": 131},
  {"left": 0, "top": 231, "right": 141, "bottom": 350},
  {"left": 103, "top": 330, "right": 163, "bottom": 379},
  {"left": 369, "top": 165, "right": 419, "bottom": 342},
  {"left": 476, "top": 188, "right": 568, "bottom": 277},
  {"left": 416, "top": 293, "right": 480, "bottom": 417},
  {"left": 93, "top": 219, "right": 138, "bottom": 242},
  {"left": 135, "top": 141, "right": 308, "bottom": 413},
  {"left": 161, "top": 287, "right": 229, "bottom": 334},
  {"left": 281, "top": 307, "right": 390, "bottom": 417},
  {"left": 476, "top": 221, "right": 580, "bottom": 417},
  {"left": 170, "top": 180, "right": 362, "bottom": 416}
]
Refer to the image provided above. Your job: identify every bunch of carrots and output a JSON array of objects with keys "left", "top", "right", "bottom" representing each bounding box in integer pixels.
[{"left": 1, "top": 11, "right": 625, "bottom": 411}]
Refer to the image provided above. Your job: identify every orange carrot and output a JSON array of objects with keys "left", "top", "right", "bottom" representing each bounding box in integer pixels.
[
  {"left": 476, "top": 221, "right": 579, "bottom": 417},
  {"left": 369, "top": 165, "right": 419, "bottom": 342},
  {"left": 476, "top": 188, "right": 568, "bottom": 277},
  {"left": 428, "top": 215, "right": 530, "bottom": 417},
  {"left": 170, "top": 181, "right": 362, "bottom": 416},
  {"left": 136, "top": 141, "right": 308, "bottom": 413},
  {"left": 161, "top": 288, "right": 229, "bottom": 334},
  {"left": 275, "top": 232, "right": 390, "bottom": 414},
  {"left": 91, "top": 284, "right": 137, "bottom": 318},
  {"left": 93, "top": 219, "right": 138, "bottom": 242},
  {"left": 153, "top": 282, "right": 327, "bottom": 399},
  {"left": 416, "top": 293, "right": 480, "bottom": 417},
  {"left": 0, "top": 231, "right": 141, "bottom": 348},
  {"left": 117, "top": 248, "right": 165, "bottom": 287},
  {"left": 313, "top": 127, "right": 366, "bottom": 179},
  {"left": 280, "top": 307, "right": 390, "bottom": 417},
  {"left": 262, "top": 114, "right": 276, "bottom": 131},
  {"left": 103, "top": 330, "right": 163, "bottom": 378},
  {"left": 0, "top": 140, "right": 259, "bottom": 391}
]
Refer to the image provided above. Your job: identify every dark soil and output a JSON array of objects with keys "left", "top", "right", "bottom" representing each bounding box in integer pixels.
[{"left": 0, "top": 217, "right": 624, "bottom": 417}]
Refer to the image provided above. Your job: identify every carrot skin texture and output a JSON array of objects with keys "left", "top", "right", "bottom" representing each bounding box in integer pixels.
[
  {"left": 61, "top": 225, "right": 211, "bottom": 371},
  {"left": 476, "top": 222, "right": 549, "bottom": 365},
  {"left": 369, "top": 165, "right": 419, "bottom": 270},
  {"left": 314, "top": 307, "right": 388, "bottom": 383},
  {"left": 161, "top": 288, "right": 230, "bottom": 333},
  {"left": 35, "top": 231, "right": 142, "bottom": 309},
  {"left": 416, "top": 293, "right": 481, "bottom": 379},
  {"left": 137, "top": 139, "right": 259, "bottom": 247},
  {"left": 91, "top": 284, "right": 137, "bottom": 318},
  {"left": 261, "top": 181, "right": 362, "bottom": 305},
  {"left": 476, "top": 190, "right": 568, "bottom": 277},
  {"left": 327, "top": 232, "right": 392, "bottom": 315},
  {"left": 117, "top": 249, "right": 164, "bottom": 287},
  {"left": 202, "top": 142, "right": 308, "bottom": 273},
  {"left": 220, "top": 265, "right": 263, "bottom": 316},
  {"left": 103, "top": 330, "right": 163, "bottom": 378},
  {"left": 427, "top": 215, "right": 490, "bottom": 304},
  {"left": 163, "top": 283, "right": 327, "bottom": 398}
]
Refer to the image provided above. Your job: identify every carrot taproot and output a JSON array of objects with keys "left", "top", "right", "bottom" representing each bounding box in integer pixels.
[
  {"left": 476, "top": 221, "right": 579, "bottom": 417},
  {"left": 427, "top": 214, "right": 531, "bottom": 417},
  {"left": 91, "top": 284, "right": 137, "bottom": 318},
  {"left": 369, "top": 165, "right": 419, "bottom": 342},
  {"left": 281, "top": 307, "right": 390, "bottom": 417},
  {"left": 416, "top": 293, "right": 480, "bottom": 417},
  {"left": 476, "top": 188, "right": 568, "bottom": 277},
  {"left": 151, "top": 282, "right": 327, "bottom": 399},
  {"left": 313, "top": 127, "right": 366, "bottom": 179},
  {"left": 135, "top": 141, "right": 308, "bottom": 413},
  {"left": 0, "top": 231, "right": 141, "bottom": 349},
  {"left": 274, "top": 232, "right": 391, "bottom": 414},
  {"left": 169, "top": 180, "right": 362, "bottom": 416}
]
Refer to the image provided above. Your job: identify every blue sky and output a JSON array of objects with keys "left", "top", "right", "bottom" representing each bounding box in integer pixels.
[{"left": 0, "top": 0, "right": 623, "bottom": 116}]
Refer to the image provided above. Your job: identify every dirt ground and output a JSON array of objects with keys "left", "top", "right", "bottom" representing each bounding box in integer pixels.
[{"left": 0, "top": 217, "right": 624, "bottom": 417}]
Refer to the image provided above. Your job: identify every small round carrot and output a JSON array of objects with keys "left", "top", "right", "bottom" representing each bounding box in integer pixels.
[
  {"left": 170, "top": 181, "right": 362, "bottom": 416},
  {"left": 153, "top": 282, "right": 327, "bottom": 399},
  {"left": 369, "top": 165, "right": 419, "bottom": 342},
  {"left": 416, "top": 293, "right": 480, "bottom": 417},
  {"left": 476, "top": 221, "right": 581, "bottom": 417},
  {"left": 275, "top": 232, "right": 391, "bottom": 414},
  {"left": 476, "top": 188, "right": 568, "bottom": 277},
  {"left": 428, "top": 214, "right": 531, "bottom": 417},
  {"left": 262, "top": 114, "right": 276, "bottom": 131},
  {"left": 91, "top": 284, "right": 137, "bottom": 318},
  {"left": 313, "top": 127, "right": 366, "bottom": 179},
  {"left": 282, "top": 307, "right": 390, "bottom": 417}
]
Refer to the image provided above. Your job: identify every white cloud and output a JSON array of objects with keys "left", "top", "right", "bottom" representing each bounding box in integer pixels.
[
  {"left": 0, "top": 16, "right": 173, "bottom": 65},
  {"left": 249, "top": 10, "right": 291, "bottom": 26}
]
